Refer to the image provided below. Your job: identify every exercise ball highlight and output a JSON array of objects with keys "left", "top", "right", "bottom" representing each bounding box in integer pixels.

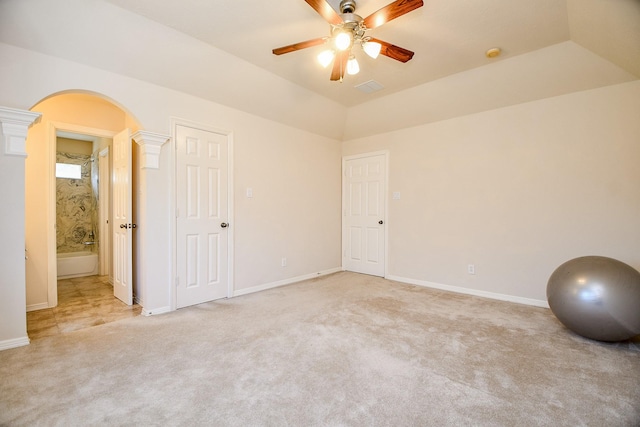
[{"left": 547, "top": 256, "right": 640, "bottom": 342}]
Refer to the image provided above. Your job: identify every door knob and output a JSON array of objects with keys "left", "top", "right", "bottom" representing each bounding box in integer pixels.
[
  {"left": 220, "top": 222, "right": 229, "bottom": 228},
  {"left": 378, "top": 220, "right": 384, "bottom": 225},
  {"left": 120, "top": 224, "right": 126, "bottom": 229}
]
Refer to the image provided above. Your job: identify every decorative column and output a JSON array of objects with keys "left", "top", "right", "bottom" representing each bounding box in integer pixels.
[
  {"left": 0, "top": 107, "right": 41, "bottom": 350},
  {"left": 0, "top": 107, "right": 41, "bottom": 157},
  {"left": 131, "top": 130, "right": 171, "bottom": 315},
  {"left": 132, "top": 130, "right": 170, "bottom": 169}
]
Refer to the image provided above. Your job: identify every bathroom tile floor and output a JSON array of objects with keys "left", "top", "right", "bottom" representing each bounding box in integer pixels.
[{"left": 27, "top": 275, "right": 141, "bottom": 340}]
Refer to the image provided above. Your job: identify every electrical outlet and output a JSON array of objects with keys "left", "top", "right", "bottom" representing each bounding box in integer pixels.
[
  {"left": 281, "top": 257, "right": 287, "bottom": 267},
  {"left": 468, "top": 264, "right": 475, "bottom": 275}
]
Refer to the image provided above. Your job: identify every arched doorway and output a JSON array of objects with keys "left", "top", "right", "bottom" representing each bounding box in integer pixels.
[{"left": 25, "top": 91, "right": 141, "bottom": 338}]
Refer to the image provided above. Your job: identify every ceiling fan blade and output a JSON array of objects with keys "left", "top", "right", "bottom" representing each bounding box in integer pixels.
[
  {"left": 272, "top": 37, "right": 327, "bottom": 55},
  {"left": 363, "top": 0, "right": 424, "bottom": 29},
  {"left": 305, "top": 0, "right": 343, "bottom": 25},
  {"left": 369, "top": 38, "right": 415, "bottom": 62},
  {"left": 330, "top": 51, "right": 349, "bottom": 81}
]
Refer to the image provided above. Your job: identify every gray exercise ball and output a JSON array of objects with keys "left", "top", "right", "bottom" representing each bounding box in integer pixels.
[{"left": 547, "top": 256, "right": 640, "bottom": 342}]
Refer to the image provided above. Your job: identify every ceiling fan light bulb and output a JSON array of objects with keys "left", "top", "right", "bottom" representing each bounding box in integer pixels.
[
  {"left": 335, "top": 32, "right": 352, "bottom": 51},
  {"left": 363, "top": 41, "right": 382, "bottom": 59},
  {"left": 347, "top": 56, "right": 360, "bottom": 75},
  {"left": 317, "top": 50, "right": 335, "bottom": 68}
]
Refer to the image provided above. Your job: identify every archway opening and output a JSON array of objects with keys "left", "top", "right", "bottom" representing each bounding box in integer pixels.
[{"left": 25, "top": 91, "right": 141, "bottom": 339}]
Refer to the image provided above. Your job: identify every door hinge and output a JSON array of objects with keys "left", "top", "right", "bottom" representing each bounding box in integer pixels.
[
  {"left": 175, "top": 277, "right": 179, "bottom": 287},
  {"left": 175, "top": 208, "right": 179, "bottom": 218}
]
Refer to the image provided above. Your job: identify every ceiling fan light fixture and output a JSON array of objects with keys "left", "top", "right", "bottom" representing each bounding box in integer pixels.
[
  {"left": 271, "top": 0, "right": 423, "bottom": 82},
  {"left": 363, "top": 41, "right": 382, "bottom": 59},
  {"left": 347, "top": 56, "right": 360, "bottom": 75},
  {"left": 317, "top": 49, "right": 335, "bottom": 68},
  {"left": 335, "top": 31, "right": 352, "bottom": 51}
]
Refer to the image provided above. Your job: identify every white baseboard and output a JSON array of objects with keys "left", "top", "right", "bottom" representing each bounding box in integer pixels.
[
  {"left": 134, "top": 295, "right": 143, "bottom": 306},
  {"left": 26, "top": 302, "right": 50, "bottom": 312},
  {"left": 233, "top": 267, "right": 342, "bottom": 297},
  {"left": 142, "top": 306, "right": 171, "bottom": 316},
  {"left": 0, "top": 336, "right": 30, "bottom": 351},
  {"left": 386, "top": 274, "right": 549, "bottom": 308}
]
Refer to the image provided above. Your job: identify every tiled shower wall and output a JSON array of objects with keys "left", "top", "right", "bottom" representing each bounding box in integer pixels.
[{"left": 56, "top": 151, "right": 98, "bottom": 253}]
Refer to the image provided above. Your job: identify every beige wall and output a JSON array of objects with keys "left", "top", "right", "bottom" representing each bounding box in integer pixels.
[
  {"left": 343, "top": 81, "right": 640, "bottom": 303},
  {"left": 234, "top": 123, "right": 342, "bottom": 289},
  {"left": 56, "top": 137, "right": 92, "bottom": 155},
  {"left": 0, "top": 144, "right": 29, "bottom": 345}
]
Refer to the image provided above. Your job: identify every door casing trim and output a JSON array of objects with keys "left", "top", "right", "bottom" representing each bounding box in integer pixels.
[{"left": 45, "top": 122, "right": 117, "bottom": 308}]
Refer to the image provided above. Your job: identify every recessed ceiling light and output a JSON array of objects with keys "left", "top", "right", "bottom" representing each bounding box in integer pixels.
[{"left": 486, "top": 47, "right": 501, "bottom": 58}]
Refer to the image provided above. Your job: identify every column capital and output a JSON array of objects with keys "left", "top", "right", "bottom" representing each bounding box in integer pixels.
[
  {"left": 0, "top": 107, "right": 42, "bottom": 157},
  {"left": 132, "top": 130, "right": 170, "bottom": 169}
]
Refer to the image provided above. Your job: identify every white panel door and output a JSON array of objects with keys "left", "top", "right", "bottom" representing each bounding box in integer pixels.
[
  {"left": 176, "top": 125, "right": 229, "bottom": 308},
  {"left": 112, "top": 129, "right": 133, "bottom": 305},
  {"left": 343, "top": 154, "right": 386, "bottom": 277}
]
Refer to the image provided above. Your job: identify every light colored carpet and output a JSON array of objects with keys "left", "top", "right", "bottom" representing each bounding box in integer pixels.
[{"left": 1, "top": 272, "right": 639, "bottom": 426}]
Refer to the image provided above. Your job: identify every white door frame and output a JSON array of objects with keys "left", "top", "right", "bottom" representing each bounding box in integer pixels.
[
  {"left": 45, "top": 122, "right": 117, "bottom": 307},
  {"left": 98, "top": 147, "right": 111, "bottom": 279},
  {"left": 341, "top": 150, "right": 390, "bottom": 277},
  {"left": 169, "top": 118, "right": 234, "bottom": 311}
]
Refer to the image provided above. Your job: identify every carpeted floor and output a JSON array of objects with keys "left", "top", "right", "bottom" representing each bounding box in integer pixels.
[{"left": 1, "top": 272, "right": 639, "bottom": 426}]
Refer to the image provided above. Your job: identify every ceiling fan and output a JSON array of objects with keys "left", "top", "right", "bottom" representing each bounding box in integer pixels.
[{"left": 272, "top": 0, "right": 424, "bottom": 82}]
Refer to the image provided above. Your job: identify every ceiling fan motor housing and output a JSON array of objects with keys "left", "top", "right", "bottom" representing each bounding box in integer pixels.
[
  {"left": 338, "top": 13, "right": 364, "bottom": 28},
  {"left": 340, "top": 0, "right": 357, "bottom": 14}
]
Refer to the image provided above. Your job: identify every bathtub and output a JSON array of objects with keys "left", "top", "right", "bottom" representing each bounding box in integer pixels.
[{"left": 57, "top": 251, "right": 99, "bottom": 279}]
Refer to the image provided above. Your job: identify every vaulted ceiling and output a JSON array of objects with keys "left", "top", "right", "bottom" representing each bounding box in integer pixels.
[
  {"left": 102, "top": 0, "right": 640, "bottom": 106},
  {"left": 0, "top": 0, "right": 638, "bottom": 139}
]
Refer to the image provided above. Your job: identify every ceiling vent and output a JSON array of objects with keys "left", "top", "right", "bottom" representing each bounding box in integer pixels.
[{"left": 355, "top": 80, "right": 385, "bottom": 94}]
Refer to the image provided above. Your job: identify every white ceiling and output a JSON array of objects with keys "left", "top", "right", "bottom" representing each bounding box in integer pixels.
[
  {"left": 0, "top": 0, "right": 638, "bottom": 139},
  {"left": 100, "top": 0, "right": 639, "bottom": 107}
]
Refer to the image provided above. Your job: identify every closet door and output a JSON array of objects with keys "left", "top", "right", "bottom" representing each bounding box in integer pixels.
[
  {"left": 176, "top": 124, "right": 230, "bottom": 308},
  {"left": 343, "top": 153, "right": 386, "bottom": 277}
]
